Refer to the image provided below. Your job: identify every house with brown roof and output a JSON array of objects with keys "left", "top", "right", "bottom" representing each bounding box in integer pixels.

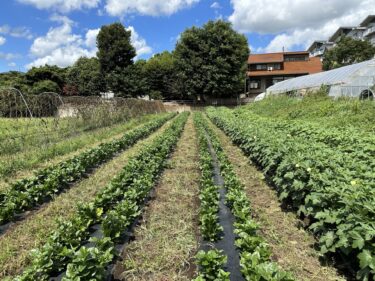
[{"left": 246, "top": 51, "right": 323, "bottom": 96}]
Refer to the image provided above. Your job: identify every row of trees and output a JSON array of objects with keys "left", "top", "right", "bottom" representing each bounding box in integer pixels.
[{"left": 0, "top": 20, "right": 249, "bottom": 100}]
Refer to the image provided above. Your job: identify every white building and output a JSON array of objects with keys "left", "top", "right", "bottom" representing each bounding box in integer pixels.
[
  {"left": 360, "top": 15, "right": 375, "bottom": 45},
  {"left": 308, "top": 15, "right": 375, "bottom": 58}
]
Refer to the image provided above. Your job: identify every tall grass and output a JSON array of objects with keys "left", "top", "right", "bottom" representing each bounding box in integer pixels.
[{"left": 245, "top": 90, "right": 375, "bottom": 132}]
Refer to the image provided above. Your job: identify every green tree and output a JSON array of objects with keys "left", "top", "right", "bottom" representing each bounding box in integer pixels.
[
  {"left": 30, "top": 80, "right": 60, "bottom": 95},
  {"left": 26, "top": 65, "right": 67, "bottom": 90},
  {"left": 323, "top": 37, "right": 375, "bottom": 70},
  {"left": 174, "top": 20, "right": 249, "bottom": 99},
  {"left": 0, "top": 71, "right": 29, "bottom": 92},
  {"left": 144, "top": 51, "right": 180, "bottom": 99},
  {"left": 97, "top": 23, "right": 136, "bottom": 75},
  {"left": 107, "top": 60, "right": 149, "bottom": 98},
  {"left": 66, "top": 57, "right": 105, "bottom": 96}
]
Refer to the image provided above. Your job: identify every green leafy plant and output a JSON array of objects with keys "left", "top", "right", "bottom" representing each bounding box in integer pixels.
[{"left": 194, "top": 250, "right": 230, "bottom": 281}]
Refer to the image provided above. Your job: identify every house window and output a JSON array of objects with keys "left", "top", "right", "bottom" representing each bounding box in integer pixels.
[
  {"left": 269, "top": 63, "right": 281, "bottom": 70},
  {"left": 256, "top": 64, "right": 267, "bottom": 70},
  {"left": 249, "top": 79, "right": 261, "bottom": 89},
  {"left": 284, "top": 55, "right": 308, "bottom": 62}
]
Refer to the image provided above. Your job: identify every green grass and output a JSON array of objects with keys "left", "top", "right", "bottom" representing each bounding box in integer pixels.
[
  {"left": 0, "top": 113, "right": 169, "bottom": 184},
  {"left": 244, "top": 92, "right": 375, "bottom": 132},
  {"left": 0, "top": 118, "right": 174, "bottom": 279}
]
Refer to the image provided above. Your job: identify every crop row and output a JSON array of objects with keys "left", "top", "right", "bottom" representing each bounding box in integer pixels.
[
  {"left": 15, "top": 112, "right": 188, "bottom": 281},
  {"left": 194, "top": 114, "right": 223, "bottom": 242},
  {"left": 193, "top": 113, "right": 230, "bottom": 280},
  {"left": 198, "top": 113, "right": 293, "bottom": 281},
  {"left": 207, "top": 107, "right": 375, "bottom": 280},
  {"left": 193, "top": 113, "right": 292, "bottom": 281},
  {"left": 234, "top": 108, "right": 375, "bottom": 164},
  {"left": 0, "top": 113, "right": 175, "bottom": 226}
]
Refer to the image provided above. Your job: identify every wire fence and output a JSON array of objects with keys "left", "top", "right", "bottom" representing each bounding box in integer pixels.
[{"left": 0, "top": 88, "right": 166, "bottom": 181}]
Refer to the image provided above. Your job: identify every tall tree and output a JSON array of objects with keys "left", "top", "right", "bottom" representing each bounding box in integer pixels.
[
  {"left": 65, "top": 57, "right": 104, "bottom": 96},
  {"left": 174, "top": 20, "right": 249, "bottom": 99},
  {"left": 106, "top": 60, "right": 149, "bottom": 98},
  {"left": 323, "top": 37, "right": 375, "bottom": 70},
  {"left": 144, "top": 51, "right": 180, "bottom": 99},
  {"left": 97, "top": 23, "right": 136, "bottom": 75}
]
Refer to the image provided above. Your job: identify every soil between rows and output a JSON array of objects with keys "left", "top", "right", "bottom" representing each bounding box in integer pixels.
[{"left": 113, "top": 116, "right": 201, "bottom": 281}]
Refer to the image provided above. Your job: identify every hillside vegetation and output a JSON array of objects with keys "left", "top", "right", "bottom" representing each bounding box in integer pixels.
[{"left": 246, "top": 92, "right": 375, "bottom": 132}]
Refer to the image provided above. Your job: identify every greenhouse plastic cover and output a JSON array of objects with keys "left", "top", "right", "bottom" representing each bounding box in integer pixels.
[{"left": 266, "top": 59, "right": 375, "bottom": 95}]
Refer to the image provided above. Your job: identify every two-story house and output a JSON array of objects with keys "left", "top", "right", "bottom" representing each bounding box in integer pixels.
[{"left": 246, "top": 51, "right": 322, "bottom": 96}]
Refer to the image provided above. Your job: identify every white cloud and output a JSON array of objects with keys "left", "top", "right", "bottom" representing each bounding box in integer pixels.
[
  {"left": 18, "top": 0, "right": 100, "bottom": 13},
  {"left": 27, "top": 16, "right": 98, "bottom": 68},
  {"left": 0, "top": 25, "right": 33, "bottom": 39},
  {"left": 126, "top": 26, "right": 152, "bottom": 58},
  {"left": 0, "top": 36, "right": 6, "bottom": 45},
  {"left": 26, "top": 17, "right": 150, "bottom": 68},
  {"left": 229, "top": 0, "right": 375, "bottom": 52},
  {"left": 8, "top": 62, "right": 17, "bottom": 67},
  {"left": 85, "top": 28, "right": 100, "bottom": 49},
  {"left": 105, "top": 0, "right": 199, "bottom": 17},
  {"left": 210, "top": 2, "right": 221, "bottom": 9},
  {"left": 0, "top": 52, "right": 21, "bottom": 60}
]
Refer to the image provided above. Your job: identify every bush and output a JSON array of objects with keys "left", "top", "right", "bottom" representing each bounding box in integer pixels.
[{"left": 31, "top": 80, "right": 61, "bottom": 95}]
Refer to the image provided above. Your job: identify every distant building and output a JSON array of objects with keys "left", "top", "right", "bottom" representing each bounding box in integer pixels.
[
  {"left": 246, "top": 51, "right": 322, "bottom": 96},
  {"left": 307, "top": 41, "right": 334, "bottom": 58},
  {"left": 360, "top": 15, "right": 375, "bottom": 45},
  {"left": 308, "top": 15, "right": 375, "bottom": 57}
]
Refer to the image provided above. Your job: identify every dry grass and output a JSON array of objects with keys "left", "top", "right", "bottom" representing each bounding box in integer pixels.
[
  {"left": 0, "top": 119, "right": 173, "bottom": 279},
  {"left": 114, "top": 116, "right": 200, "bottom": 281},
  {"left": 205, "top": 116, "right": 345, "bottom": 281}
]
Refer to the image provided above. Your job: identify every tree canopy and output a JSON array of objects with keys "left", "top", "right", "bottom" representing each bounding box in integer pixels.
[
  {"left": 174, "top": 20, "right": 249, "bottom": 99},
  {"left": 97, "top": 23, "right": 136, "bottom": 75},
  {"left": 144, "top": 51, "right": 180, "bottom": 99},
  {"left": 65, "top": 57, "right": 104, "bottom": 96},
  {"left": 107, "top": 60, "right": 149, "bottom": 98},
  {"left": 1, "top": 20, "right": 252, "bottom": 100},
  {"left": 26, "top": 65, "right": 67, "bottom": 90},
  {"left": 323, "top": 37, "right": 375, "bottom": 70},
  {"left": 30, "top": 80, "right": 60, "bottom": 95}
]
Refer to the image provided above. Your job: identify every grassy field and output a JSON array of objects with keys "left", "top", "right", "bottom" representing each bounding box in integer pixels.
[
  {"left": 245, "top": 92, "right": 375, "bottom": 132},
  {"left": 0, "top": 113, "right": 168, "bottom": 183}
]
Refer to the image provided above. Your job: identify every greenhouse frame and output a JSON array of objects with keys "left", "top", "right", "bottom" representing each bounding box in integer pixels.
[{"left": 266, "top": 59, "right": 375, "bottom": 99}]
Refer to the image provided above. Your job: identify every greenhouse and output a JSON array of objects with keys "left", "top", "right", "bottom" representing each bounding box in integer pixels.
[{"left": 266, "top": 59, "right": 375, "bottom": 99}]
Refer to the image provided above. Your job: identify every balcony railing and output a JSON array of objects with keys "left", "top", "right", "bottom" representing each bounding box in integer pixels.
[
  {"left": 364, "top": 26, "right": 375, "bottom": 37},
  {"left": 310, "top": 50, "right": 324, "bottom": 57}
]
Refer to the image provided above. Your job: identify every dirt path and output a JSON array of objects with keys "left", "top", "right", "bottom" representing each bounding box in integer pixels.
[
  {"left": 206, "top": 117, "right": 345, "bottom": 281},
  {"left": 114, "top": 116, "right": 200, "bottom": 281},
  {"left": 0, "top": 119, "right": 174, "bottom": 279}
]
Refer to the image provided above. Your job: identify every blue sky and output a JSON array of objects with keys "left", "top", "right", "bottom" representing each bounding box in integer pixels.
[{"left": 0, "top": 0, "right": 374, "bottom": 72}]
